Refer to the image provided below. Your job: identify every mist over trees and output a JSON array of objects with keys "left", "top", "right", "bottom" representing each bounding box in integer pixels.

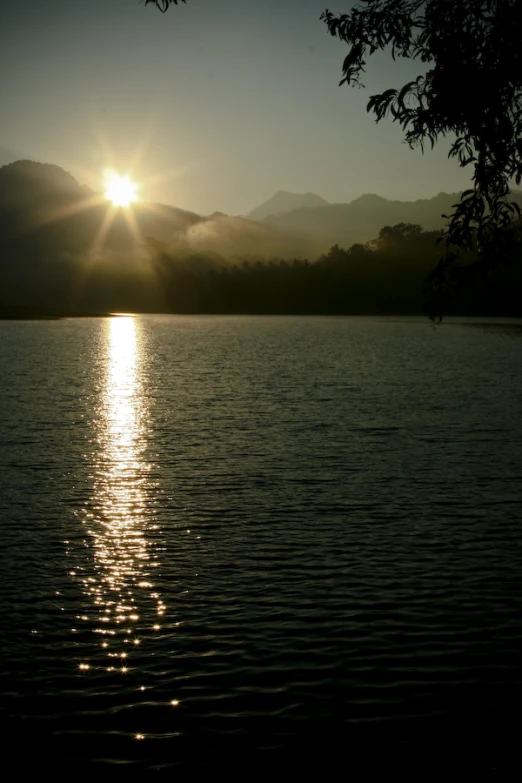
[
  {"left": 143, "top": 222, "right": 522, "bottom": 317},
  {"left": 3, "top": 215, "right": 521, "bottom": 318}
]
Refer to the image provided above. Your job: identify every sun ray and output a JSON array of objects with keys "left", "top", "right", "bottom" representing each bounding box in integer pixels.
[
  {"left": 12, "top": 193, "right": 105, "bottom": 237},
  {"left": 137, "top": 162, "right": 193, "bottom": 204},
  {"left": 58, "top": 204, "right": 115, "bottom": 311},
  {"left": 104, "top": 171, "right": 139, "bottom": 208},
  {"left": 126, "top": 119, "right": 161, "bottom": 177},
  {"left": 122, "top": 207, "right": 145, "bottom": 249},
  {"left": 89, "top": 205, "right": 117, "bottom": 256}
]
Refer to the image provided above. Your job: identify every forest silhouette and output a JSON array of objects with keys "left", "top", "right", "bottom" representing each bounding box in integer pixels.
[{"left": 142, "top": 225, "right": 522, "bottom": 317}]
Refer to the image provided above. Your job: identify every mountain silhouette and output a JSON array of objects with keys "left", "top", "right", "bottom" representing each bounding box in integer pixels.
[
  {"left": 0, "top": 160, "right": 93, "bottom": 209},
  {"left": 247, "top": 190, "right": 330, "bottom": 221},
  {"left": 264, "top": 190, "right": 522, "bottom": 248}
]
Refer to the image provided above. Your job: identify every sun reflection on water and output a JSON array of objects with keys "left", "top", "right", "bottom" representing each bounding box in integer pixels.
[{"left": 77, "top": 316, "right": 165, "bottom": 674}]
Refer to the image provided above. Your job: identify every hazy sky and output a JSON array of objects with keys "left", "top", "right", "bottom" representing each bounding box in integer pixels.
[{"left": 0, "top": 0, "right": 474, "bottom": 215}]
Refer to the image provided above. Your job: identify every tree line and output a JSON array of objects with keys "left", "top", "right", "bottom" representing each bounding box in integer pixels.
[
  {"left": 143, "top": 223, "right": 521, "bottom": 316},
  {"left": 2, "top": 220, "right": 520, "bottom": 316}
]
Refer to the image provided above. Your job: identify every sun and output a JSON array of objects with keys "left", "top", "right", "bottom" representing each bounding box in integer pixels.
[{"left": 104, "top": 170, "right": 139, "bottom": 208}]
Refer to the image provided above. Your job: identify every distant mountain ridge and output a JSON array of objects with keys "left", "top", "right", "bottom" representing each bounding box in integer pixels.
[
  {"left": 261, "top": 190, "right": 522, "bottom": 248},
  {"left": 247, "top": 190, "right": 330, "bottom": 221},
  {"left": 4, "top": 160, "right": 522, "bottom": 257}
]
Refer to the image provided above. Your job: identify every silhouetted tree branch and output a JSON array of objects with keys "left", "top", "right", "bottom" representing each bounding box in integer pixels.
[
  {"left": 322, "top": 0, "right": 522, "bottom": 318},
  {"left": 144, "top": 0, "right": 185, "bottom": 12}
]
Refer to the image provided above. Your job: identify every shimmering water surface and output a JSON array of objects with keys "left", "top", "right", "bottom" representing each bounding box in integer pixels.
[{"left": 1, "top": 315, "right": 522, "bottom": 772}]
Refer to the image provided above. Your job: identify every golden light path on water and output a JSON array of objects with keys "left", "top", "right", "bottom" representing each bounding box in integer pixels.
[{"left": 78, "top": 316, "right": 166, "bottom": 681}]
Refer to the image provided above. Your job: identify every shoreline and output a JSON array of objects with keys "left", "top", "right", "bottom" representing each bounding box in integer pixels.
[{"left": 2, "top": 309, "right": 522, "bottom": 322}]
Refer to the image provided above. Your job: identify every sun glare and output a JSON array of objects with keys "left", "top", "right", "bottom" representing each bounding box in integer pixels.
[{"left": 104, "top": 171, "right": 139, "bottom": 208}]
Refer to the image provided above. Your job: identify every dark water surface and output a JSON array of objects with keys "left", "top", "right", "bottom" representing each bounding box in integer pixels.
[{"left": 1, "top": 315, "right": 522, "bottom": 772}]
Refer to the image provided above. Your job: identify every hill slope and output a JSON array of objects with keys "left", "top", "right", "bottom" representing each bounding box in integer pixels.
[
  {"left": 247, "top": 190, "right": 330, "bottom": 221},
  {"left": 266, "top": 191, "right": 522, "bottom": 247}
]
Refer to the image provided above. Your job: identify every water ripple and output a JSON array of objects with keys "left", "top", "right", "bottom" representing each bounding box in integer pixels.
[{"left": 1, "top": 316, "right": 522, "bottom": 772}]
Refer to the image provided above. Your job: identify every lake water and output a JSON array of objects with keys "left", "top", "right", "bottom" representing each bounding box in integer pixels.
[{"left": 1, "top": 315, "right": 522, "bottom": 773}]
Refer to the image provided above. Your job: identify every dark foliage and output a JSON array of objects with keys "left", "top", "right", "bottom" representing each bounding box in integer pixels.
[
  {"left": 322, "top": 0, "right": 522, "bottom": 317},
  {"left": 144, "top": 0, "right": 185, "bottom": 11},
  {"left": 139, "top": 225, "right": 520, "bottom": 316}
]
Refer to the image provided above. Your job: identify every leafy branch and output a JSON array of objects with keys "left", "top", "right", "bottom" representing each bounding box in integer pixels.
[{"left": 322, "top": 0, "right": 522, "bottom": 318}]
